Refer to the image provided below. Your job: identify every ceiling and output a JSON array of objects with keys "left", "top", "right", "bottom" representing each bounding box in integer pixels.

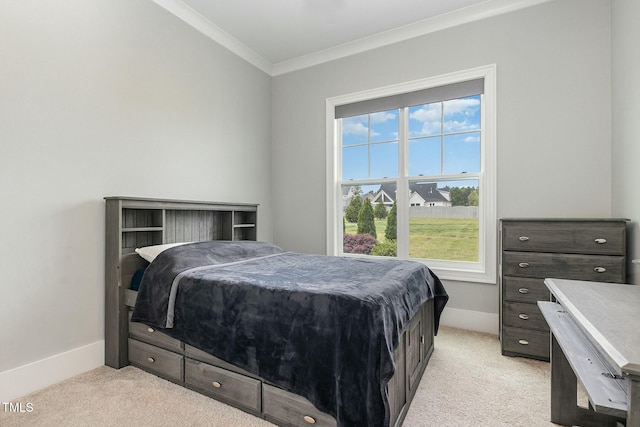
[{"left": 153, "top": 0, "right": 551, "bottom": 75}]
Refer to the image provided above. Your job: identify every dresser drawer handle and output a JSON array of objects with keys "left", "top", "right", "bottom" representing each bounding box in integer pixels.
[
  {"left": 594, "top": 238, "right": 607, "bottom": 244},
  {"left": 147, "top": 327, "right": 155, "bottom": 333},
  {"left": 518, "top": 339, "right": 529, "bottom": 345},
  {"left": 303, "top": 415, "right": 316, "bottom": 424},
  {"left": 518, "top": 288, "right": 530, "bottom": 294},
  {"left": 594, "top": 267, "right": 607, "bottom": 273},
  {"left": 518, "top": 236, "right": 529, "bottom": 242},
  {"left": 518, "top": 314, "right": 530, "bottom": 320},
  {"left": 212, "top": 381, "right": 222, "bottom": 388},
  {"left": 147, "top": 357, "right": 155, "bottom": 363},
  {"left": 518, "top": 262, "right": 530, "bottom": 268}
]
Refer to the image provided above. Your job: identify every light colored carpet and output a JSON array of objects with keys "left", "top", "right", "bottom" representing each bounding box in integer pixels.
[{"left": 0, "top": 327, "right": 558, "bottom": 426}]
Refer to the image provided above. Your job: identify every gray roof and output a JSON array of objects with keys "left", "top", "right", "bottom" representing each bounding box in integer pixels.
[{"left": 378, "top": 182, "right": 448, "bottom": 203}]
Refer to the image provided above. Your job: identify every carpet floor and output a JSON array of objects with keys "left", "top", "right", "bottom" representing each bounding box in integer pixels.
[{"left": 0, "top": 326, "right": 559, "bottom": 426}]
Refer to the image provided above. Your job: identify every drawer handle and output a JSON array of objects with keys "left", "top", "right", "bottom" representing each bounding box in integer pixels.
[
  {"left": 212, "top": 381, "right": 222, "bottom": 388},
  {"left": 147, "top": 357, "right": 155, "bottom": 363},
  {"left": 518, "top": 262, "right": 530, "bottom": 268},
  {"left": 518, "top": 236, "right": 529, "bottom": 242},
  {"left": 518, "top": 339, "right": 529, "bottom": 345},
  {"left": 518, "top": 314, "right": 530, "bottom": 320},
  {"left": 594, "top": 267, "right": 607, "bottom": 273},
  {"left": 303, "top": 415, "right": 316, "bottom": 424},
  {"left": 518, "top": 288, "right": 530, "bottom": 294},
  {"left": 147, "top": 327, "right": 155, "bottom": 333},
  {"left": 594, "top": 238, "right": 607, "bottom": 244}
]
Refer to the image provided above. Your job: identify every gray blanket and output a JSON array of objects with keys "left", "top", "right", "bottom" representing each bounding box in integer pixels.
[{"left": 131, "top": 241, "right": 448, "bottom": 426}]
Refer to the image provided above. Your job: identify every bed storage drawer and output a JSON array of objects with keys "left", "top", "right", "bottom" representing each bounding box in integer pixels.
[
  {"left": 128, "top": 338, "right": 184, "bottom": 383},
  {"left": 129, "top": 321, "right": 183, "bottom": 353},
  {"left": 501, "top": 327, "right": 549, "bottom": 360},
  {"left": 185, "top": 359, "right": 261, "bottom": 413},
  {"left": 263, "top": 383, "right": 337, "bottom": 427}
]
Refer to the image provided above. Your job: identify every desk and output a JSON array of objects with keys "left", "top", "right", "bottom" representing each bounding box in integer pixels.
[{"left": 541, "top": 278, "right": 640, "bottom": 427}]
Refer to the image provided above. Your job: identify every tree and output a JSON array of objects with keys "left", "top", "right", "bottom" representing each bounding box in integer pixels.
[
  {"left": 374, "top": 199, "right": 388, "bottom": 219},
  {"left": 468, "top": 189, "right": 479, "bottom": 206},
  {"left": 385, "top": 202, "right": 397, "bottom": 240},
  {"left": 357, "top": 199, "right": 377, "bottom": 238},
  {"left": 450, "top": 186, "right": 478, "bottom": 206},
  {"left": 344, "top": 186, "right": 362, "bottom": 223}
]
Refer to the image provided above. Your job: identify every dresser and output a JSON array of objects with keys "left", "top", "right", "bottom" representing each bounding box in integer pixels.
[{"left": 499, "top": 218, "right": 628, "bottom": 360}]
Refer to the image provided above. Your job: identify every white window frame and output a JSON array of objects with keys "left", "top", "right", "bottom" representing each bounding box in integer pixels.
[{"left": 326, "top": 65, "right": 497, "bottom": 284}]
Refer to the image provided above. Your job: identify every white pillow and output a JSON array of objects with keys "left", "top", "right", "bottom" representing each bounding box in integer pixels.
[{"left": 135, "top": 242, "right": 192, "bottom": 263}]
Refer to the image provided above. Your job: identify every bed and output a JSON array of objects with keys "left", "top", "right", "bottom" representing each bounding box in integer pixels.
[{"left": 104, "top": 197, "right": 448, "bottom": 427}]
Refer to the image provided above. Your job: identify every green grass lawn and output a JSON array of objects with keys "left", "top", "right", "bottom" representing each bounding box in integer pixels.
[{"left": 345, "top": 217, "right": 478, "bottom": 261}]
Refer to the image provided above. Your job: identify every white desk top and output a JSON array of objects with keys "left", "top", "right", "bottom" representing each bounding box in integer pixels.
[{"left": 544, "top": 278, "right": 640, "bottom": 378}]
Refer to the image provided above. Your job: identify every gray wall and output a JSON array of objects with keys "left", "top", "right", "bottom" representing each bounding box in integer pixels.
[
  {"left": 612, "top": 0, "right": 640, "bottom": 285},
  {"left": 272, "top": 0, "right": 613, "bottom": 315},
  {"left": 0, "top": 0, "right": 272, "bottom": 372}
]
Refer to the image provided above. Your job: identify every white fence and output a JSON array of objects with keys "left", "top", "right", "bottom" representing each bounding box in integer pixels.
[{"left": 409, "top": 206, "right": 478, "bottom": 219}]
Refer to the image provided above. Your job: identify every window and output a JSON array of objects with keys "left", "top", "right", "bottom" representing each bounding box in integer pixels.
[{"left": 326, "top": 66, "right": 496, "bottom": 283}]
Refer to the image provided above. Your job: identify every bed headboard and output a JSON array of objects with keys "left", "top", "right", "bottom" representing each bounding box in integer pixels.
[{"left": 104, "top": 197, "right": 258, "bottom": 368}]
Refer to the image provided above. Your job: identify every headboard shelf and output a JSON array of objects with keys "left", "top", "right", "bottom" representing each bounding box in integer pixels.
[{"left": 104, "top": 196, "right": 259, "bottom": 368}]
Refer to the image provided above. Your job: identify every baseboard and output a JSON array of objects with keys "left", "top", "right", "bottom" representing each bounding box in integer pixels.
[
  {"left": 0, "top": 340, "right": 104, "bottom": 402},
  {"left": 439, "top": 307, "right": 499, "bottom": 335}
]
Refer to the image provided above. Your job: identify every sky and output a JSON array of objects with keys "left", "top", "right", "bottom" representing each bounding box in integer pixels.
[{"left": 341, "top": 95, "right": 481, "bottom": 186}]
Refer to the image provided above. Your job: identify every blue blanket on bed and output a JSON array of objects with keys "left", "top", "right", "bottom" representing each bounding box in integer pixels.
[{"left": 131, "top": 241, "right": 448, "bottom": 427}]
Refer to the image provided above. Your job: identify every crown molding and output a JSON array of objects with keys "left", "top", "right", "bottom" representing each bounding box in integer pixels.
[
  {"left": 152, "top": 0, "right": 273, "bottom": 75},
  {"left": 272, "top": 0, "right": 553, "bottom": 76},
  {"left": 153, "top": 0, "right": 553, "bottom": 77}
]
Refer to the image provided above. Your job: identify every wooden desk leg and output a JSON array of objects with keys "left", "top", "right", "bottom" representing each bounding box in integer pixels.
[
  {"left": 550, "top": 335, "right": 577, "bottom": 426},
  {"left": 628, "top": 376, "right": 640, "bottom": 427}
]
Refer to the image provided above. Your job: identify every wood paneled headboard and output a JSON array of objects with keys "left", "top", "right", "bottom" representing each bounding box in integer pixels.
[{"left": 104, "top": 197, "right": 258, "bottom": 368}]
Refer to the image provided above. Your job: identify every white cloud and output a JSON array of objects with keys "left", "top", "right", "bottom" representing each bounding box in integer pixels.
[
  {"left": 342, "top": 121, "right": 368, "bottom": 136},
  {"left": 409, "top": 104, "right": 440, "bottom": 122},
  {"left": 464, "top": 135, "right": 480, "bottom": 143},
  {"left": 370, "top": 111, "right": 396, "bottom": 124},
  {"left": 444, "top": 120, "right": 479, "bottom": 133},
  {"left": 409, "top": 104, "right": 441, "bottom": 136},
  {"left": 443, "top": 98, "right": 480, "bottom": 116}
]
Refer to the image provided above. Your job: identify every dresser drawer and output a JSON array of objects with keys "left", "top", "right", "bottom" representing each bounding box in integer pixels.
[
  {"left": 503, "top": 277, "right": 550, "bottom": 303},
  {"left": 502, "top": 221, "right": 625, "bottom": 254},
  {"left": 129, "top": 321, "right": 183, "bottom": 353},
  {"left": 503, "top": 301, "right": 549, "bottom": 332},
  {"left": 263, "top": 383, "right": 337, "bottom": 427},
  {"left": 502, "top": 327, "right": 549, "bottom": 360},
  {"left": 185, "top": 359, "right": 261, "bottom": 413},
  {"left": 502, "top": 252, "right": 624, "bottom": 282},
  {"left": 128, "top": 338, "right": 184, "bottom": 383}
]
